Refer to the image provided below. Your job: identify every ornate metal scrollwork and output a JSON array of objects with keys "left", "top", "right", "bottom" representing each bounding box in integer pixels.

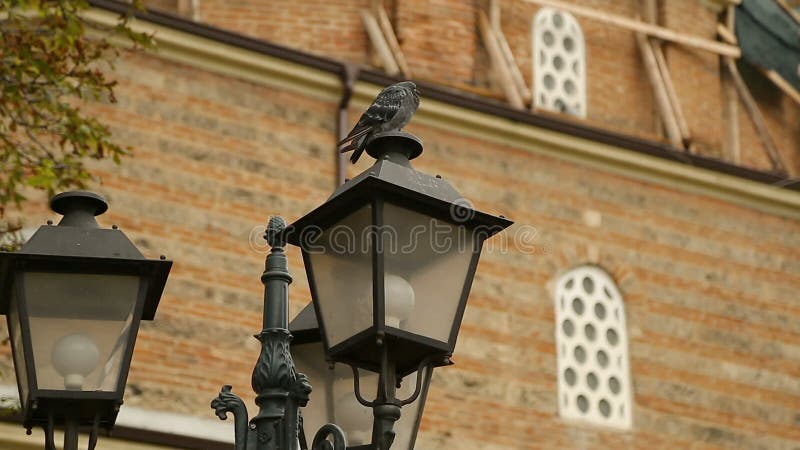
[
  {"left": 212, "top": 216, "right": 311, "bottom": 450},
  {"left": 251, "top": 329, "right": 296, "bottom": 394},
  {"left": 311, "top": 424, "right": 347, "bottom": 450},
  {"left": 211, "top": 385, "right": 251, "bottom": 450}
]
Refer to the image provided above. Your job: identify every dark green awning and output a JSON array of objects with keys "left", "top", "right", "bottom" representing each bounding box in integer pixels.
[{"left": 736, "top": 0, "right": 800, "bottom": 90}]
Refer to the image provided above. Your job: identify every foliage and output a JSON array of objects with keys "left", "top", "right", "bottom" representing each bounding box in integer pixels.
[{"left": 0, "top": 0, "right": 152, "bottom": 249}]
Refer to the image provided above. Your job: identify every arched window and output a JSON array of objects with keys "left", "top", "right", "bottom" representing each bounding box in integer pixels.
[
  {"left": 532, "top": 8, "right": 587, "bottom": 117},
  {"left": 554, "top": 265, "right": 632, "bottom": 429}
]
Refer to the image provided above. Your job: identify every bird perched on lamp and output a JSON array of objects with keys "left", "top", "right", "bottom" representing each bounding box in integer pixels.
[{"left": 338, "top": 81, "right": 420, "bottom": 164}]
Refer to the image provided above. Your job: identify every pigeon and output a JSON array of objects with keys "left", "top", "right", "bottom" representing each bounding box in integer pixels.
[{"left": 338, "top": 81, "right": 420, "bottom": 164}]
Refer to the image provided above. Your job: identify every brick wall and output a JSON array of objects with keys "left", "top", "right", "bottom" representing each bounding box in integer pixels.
[
  {"left": 406, "top": 121, "right": 800, "bottom": 449},
  {"left": 196, "top": 0, "right": 372, "bottom": 65},
  {"left": 150, "top": 0, "right": 800, "bottom": 174},
  {"left": 2, "top": 5, "right": 799, "bottom": 449}
]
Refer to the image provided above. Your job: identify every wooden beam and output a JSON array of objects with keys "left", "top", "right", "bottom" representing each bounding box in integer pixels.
[
  {"left": 716, "top": 22, "right": 737, "bottom": 44},
  {"left": 360, "top": 9, "right": 400, "bottom": 76},
  {"left": 478, "top": 10, "right": 524, "bottom": 109},
  {"left": 722, "top": 4, "right": 740, "bottom": 164},
  {"left": 494, "top": 23, "right": 532, "bottom": 104},
  {"left": 641, "top": 0, "right": 657, "bottom": 24},
  {"left": 776, "top": 0, "right": 800, "bottom": 25},
  {"left": 641, "top": 0, "right": 662, "bottom": 137},
  {"left": 488, "top": 0, "right": 532, "bottom": 104},
  {"left": 652, "top": 41, "right": 692, "bottom": 148},
  {"left": 636, "top": 33, "right": 683, "bottom": 149},
  {"left": 488, "top": 0, "right": 530, "bottom": 102},
  {"left": 489, "top": 0, "right": 501, "bottom": 31},
  {"left": 524, "top": 0, "right": 741, "bottom": 57},
  {"left": 724, "top": 58, "right": 787, "bottom": 174},
  {"left": 760, "top": 68, "right": 800, "bottom": 107},
  {"left": 375, "top": 4, "right": 412, "bottom": 77}
]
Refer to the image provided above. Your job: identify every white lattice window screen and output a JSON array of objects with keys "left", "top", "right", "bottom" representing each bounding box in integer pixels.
[
  {"left": 532, "top": 8, "right": 587, "bottom": 117},
  {"left": 554, "top": 266, "right": 632, "bottom": 429}
]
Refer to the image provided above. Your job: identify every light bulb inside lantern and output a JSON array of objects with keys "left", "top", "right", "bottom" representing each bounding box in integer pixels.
[
  {"left": 335, "top": 391, "right": 372, "bottom": 445},
  {"left": 52, "top": 333, "right": 100, "bottom": 390},
  {"left": 384, "top": 273, "right": 414, "bottom": 328}
]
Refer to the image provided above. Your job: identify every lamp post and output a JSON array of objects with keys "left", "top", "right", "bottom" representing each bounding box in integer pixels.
[
  {"left": 0, "top": 191, "right": 172, "bottom": 450},
  {"left": 212, "top": 132, "right": 512, "bottom": 450}
]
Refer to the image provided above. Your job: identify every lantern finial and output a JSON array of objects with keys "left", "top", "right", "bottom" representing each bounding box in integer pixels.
[
  {"left": 50, "top": 191, "right": 108, "bottom": 228},
  {"left": 364, "top": 131, "right": 423, "bottom": 167}
]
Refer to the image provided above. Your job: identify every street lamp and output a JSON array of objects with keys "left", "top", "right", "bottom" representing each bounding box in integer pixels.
[
  {"left": 212, "top": 131, "right": 512, "bottom": 450},
  {"left": 289, "top": 304, "right": 433, "bottom": 450},
  {"left": 0, "top": 191, "right": 172, "bottom": 450}
]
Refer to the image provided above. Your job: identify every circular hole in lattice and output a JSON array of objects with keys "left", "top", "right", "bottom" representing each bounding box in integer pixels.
[
  {"left": 587, "top": 372, "right": 599, "bottom": 391},
  {"left": 574, "top": 345, "right": 587, "bottom": 363},
  {"left": 543, "top": 31, "right": 555, "bottom": 47},
  {"left": 614, "top": 308, "right": 619, "bottom": 320},
  {"left": 584, "top": 323, "right": 596, "bottom": 341},
  {"left": 560, "top": 296, "right": 565, "bottom": 310},
  {"left": 597, "top": 349, "right": 609, "bottom": 368},
  {"left": 607, "top": 328, "right": 619, "bottom": 346},
  {"left": 553, "top": 12, "right": 564, "bottom": 28},
  {"left": 565, "top": 367, "right": 577, "bottom": 386},
  {"left": 564, "top": 36, "right": 575, "bottom": 52},
  {"left": 577, "top": 394, "right": 589, "bottom": 413},
  {"left": 537, "top": 15, "right": 548, "bottom": 27},
  {"left": 604, "top": 286, "right": 612, "bottom": 299},
  {"left": 564, "top": 79, "right": 576, "bottom": 96},
  {"left": 572, "top": 297, "right": 584, "bottom": 315},
  {"left": 609, "top": 376, "right": 621, "bottom": 394},
  {"left": 539, "top": 50, "right": 547, "bottom": 64},
  {"left": 594, "top": 302, "right": 606, "bottom": 320},
  {"left": 539, "top": 93, "right": 546, "bottom": 104},
  {"left": 582, "top": 276, "right": 594, "bottom": 293},
  {"left": 553, "top": 55, "right": 564, "bottom": 71},
  {"left": 565, "top": 277, "right": 574, "bottom": 289},
  {"left": 555, "top": 99, "right": 567, "bottom": 112},
  {"left": 599, "top": 399, "right": 611, "bottom": 417},
  {"left": 572, "top": 60, "right": 580, "bottom": 75},
  {"left": 544, "top": 74, "right": 556, "bottom": 90},
  {"left": 562, "top": 319, "right": 575, "bottom": 337}
]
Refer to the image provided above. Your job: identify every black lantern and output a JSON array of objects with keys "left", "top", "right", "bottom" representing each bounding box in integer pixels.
[
  {"left": 0, "top": 191, "right": 171, "bottom": 441},
  {"left": 285, "top": 132, "right": 512, "bottom": 375},
  {"left": 289, "top": 304, "right": 432, "bottom": 450}
]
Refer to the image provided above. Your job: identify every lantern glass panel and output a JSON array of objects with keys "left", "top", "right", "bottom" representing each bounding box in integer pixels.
[
  {"left": 382, "top": 203, "right": 476, "bottom": 343},
  {"left": 7, "top": 295, "right": 29, "bottom": 405},
  {"left": 306, "top": 205, "right": 373, "bottom": 347},
  {"left": 23, "top": 272, "right": 140, "bottom": 392},
  {"left": 293, "top": 340, "right": 429, "bottom": 450}
]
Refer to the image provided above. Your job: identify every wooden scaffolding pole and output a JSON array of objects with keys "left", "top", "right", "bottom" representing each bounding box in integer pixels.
[
  {"left": 640, "top": 0, "right": 691, "bottom": 150},
  {"left": 490, "top": 0, "right": 532, "bottom": 104},
  {"left": 760, "top": 68, "right": 800, "bottom": 107},
  {"left": 652, "top": 43, "right": 692, "bottom": 149},
  {"left": 478, "top": 10, "right": 524, "bottom": 109},
  {"left": 636, "top": 32, "right": 683, "bottom": 149},
  {"left": 724, "top": 58, "right": 787, "bottom": 174},
  {"left": 721, "top": 4, "right": 740, "bottom": 163},
  {"left": 374, "top": 3, "right": 412, "bottom": 77},
  {"left": 361, "top": 9, "right": 400, "bottom": 75}
]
